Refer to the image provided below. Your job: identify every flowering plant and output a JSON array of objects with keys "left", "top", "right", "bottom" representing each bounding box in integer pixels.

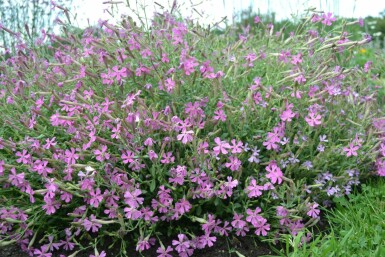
[{"left": 0, "top": 5, "right": 383, "bottom": 257}]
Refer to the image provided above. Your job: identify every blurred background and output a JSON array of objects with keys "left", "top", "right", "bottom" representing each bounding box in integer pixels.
[{"left": 1, "top": 0, "right": 385, "bottom": 52}]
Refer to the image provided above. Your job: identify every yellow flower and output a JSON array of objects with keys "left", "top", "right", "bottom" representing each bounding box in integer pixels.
[{"left": 359, "top": 48, "right": 367, "bottom": 54}]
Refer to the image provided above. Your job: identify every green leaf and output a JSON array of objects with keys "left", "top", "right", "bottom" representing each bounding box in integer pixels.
[{"left": 150, "top": 179, "right": 156, "bottom": 192}]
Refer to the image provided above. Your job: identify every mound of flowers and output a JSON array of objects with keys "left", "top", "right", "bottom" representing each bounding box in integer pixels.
[{"left": 0, "top": 6, "right": 384, "bottom": 257}]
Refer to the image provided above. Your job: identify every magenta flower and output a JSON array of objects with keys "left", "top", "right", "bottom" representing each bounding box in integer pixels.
[
  {"left": 164, "top": 78, "right": 175, "bottom": 93},
  {"left": 181, "top": 57, "right": 199, "bottom": 75},
  {"left": 124, "top": 207, "right": 142, "bottom": 220},
  {"left": 291, "top": 53, "right": 302, "bottom": 65},
  {"left": 358, "top": 17, "right": 364, "bottom": 27},
  {"left": 230, "top": 139, "right": 243, "bottom": 154},
  {"left": 136, "top": 237, "right": 155, "bottom": 252},
  {"left": 173, "top": 198, "right": 192, "bottom": 218},
  {"left": 43, "top": 137, "right": 57, "bottom": 149},
  {"left": 199, "top": 233, "right": 216, "bottom": 248}
]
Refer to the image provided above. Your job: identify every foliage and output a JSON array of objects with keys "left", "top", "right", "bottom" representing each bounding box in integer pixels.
[
  {"left": 0, "top": 5, "right": 384, "bottom": 257},
  {"left": 275, "top": 179, "right": 385, "bottom": 257},
  {"left": 0, "top": 0, "right": 72, "bottom": 56}
]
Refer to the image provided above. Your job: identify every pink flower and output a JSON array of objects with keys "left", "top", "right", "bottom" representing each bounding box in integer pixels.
[
  {"left": 358, "top": 17, "right": 364, "bottom": 27},
  {"left": 225, "top": 156, "right": 242, "bottom": 171},
  {"left": 230, "top": 139, "right": 243, "bottom": 154},
  {"left": 322, "top": 12, "right": 336, "bottom": 26},
  {"left": 8, "top": 167, "right": 25, "bottom": 187},
  {"left": 164, "top": 78, "right": 176, "bottom": 93},
  {"left": 199, "top": 234, "right": 216, "bottom": 248},
  {"left": 136, "top": 237, "right": 155, "bottom": 252},
  {"left": 181, "top": 57, "right": 199, "bottom": 75},
  {"left": 15, "top": 149, "right": 30, "bottom": 164},
  {"left": 265, "top": 162, "right": 283, "bottom": 184},
  {"left": 280, "top": 108, "right": 295, "bottom": 122},
  {"left": 111, "top": 65, "right": 127, "bottom": 82},
  {"left": 65, "top": 148, "right": 79, "bottom": 165},
  {"left": 177, "top": 129, "right": 194, "bottom": 144},
  {"left": 213, "top": 137, "right": 231, "bottom": 155},
  {"left": 246, "top": 179, "right": 264, "bottom": 198},
  {"left": 305, "top": 111, "right": 322, "bottom": 127},
  {"left": 213, "top": 109, "right": 226, "bottom": 122},
  {"left": 246, "top": 207, "right": 262, "bottom": 226},
  {"left": 343, "top": 143, "right": 359, "bottom": 157}
]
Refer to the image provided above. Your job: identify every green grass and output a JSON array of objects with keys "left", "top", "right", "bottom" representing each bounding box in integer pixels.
[{"left": 267, "top": 179, "right": 385, "bottom": 257}]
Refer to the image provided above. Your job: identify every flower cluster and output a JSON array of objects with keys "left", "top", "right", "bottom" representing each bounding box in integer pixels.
[{"left": 0, "top": 5, "right": 383, "bottom": 257}]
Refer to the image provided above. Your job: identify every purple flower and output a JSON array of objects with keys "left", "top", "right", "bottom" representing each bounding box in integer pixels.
[
  {"left": 156, "top": 246, "right": 173, "bottom": 257},
  {"left": 172, "top": 234, "right": 193, "bottom": 257},
  {"left": 254, "top": 218, "right": 270, "bottom": 236},
  {"left": 231, "top": 213, "right": 247, "bottom": 229},
  {"left": 124, "top": 189, "right": 144, "bottom": 208},
  {"left": 307, "top": 203, "right": 320, "bottom": 218},
  {"left": 82, "top": 215, "right": 102, "bottom": 232}
]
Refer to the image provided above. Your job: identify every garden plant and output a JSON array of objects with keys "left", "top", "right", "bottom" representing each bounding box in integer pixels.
[{"left": 0, "top": 3, "right": 384, "bottom": 257}]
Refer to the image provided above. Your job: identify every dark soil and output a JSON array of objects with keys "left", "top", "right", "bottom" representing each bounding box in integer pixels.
[{"left": 0, "top": 236, "right": 275, "bottom": 257}]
